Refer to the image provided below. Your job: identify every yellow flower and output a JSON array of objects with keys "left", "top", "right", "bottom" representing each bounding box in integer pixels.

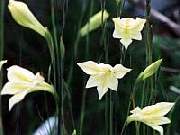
[
  {"left": 112, "top": 17, "right": 146, "bottom": 49},
  {"left": 0, "top": 60, "right": 7, "bottom": 70},
  {"left": 127, "top": 102, "right": 175, "bottom": 135},
  {"left": 1, "top": 65, "right": 54, "bottom": 111},
  {"left": 8, "top": 0, "right": 47, "bottom": 37},
  {"left": 77, "top": 61, "right": 131, "bottom": 99}
]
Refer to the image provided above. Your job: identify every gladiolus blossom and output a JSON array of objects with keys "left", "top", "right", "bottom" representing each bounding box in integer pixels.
[
  {"left": 77, "top": 61, "right": 132, "bottom": 99},
  {"left": 127, "top": 102, "right": 175, "bottom": 135},
  {"left": 112, "top": 17, "right": 146, "bottom": 49},
  {"left": 1, "top": 65, "right": 54, "bottom": 111}
]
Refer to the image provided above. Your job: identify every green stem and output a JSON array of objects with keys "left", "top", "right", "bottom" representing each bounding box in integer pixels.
[
  {"left": 100, "top": 1, "right": 110, "bottom": 134},
  {"left": 0, "top": 0, "right": 4, "bottom": 134},
  {"left": 79, "top": 1, "right": 94, "bottom": 134},
  {"left": 145, "top": 0, "right": 153, "bottom": 107},
  {"left": 67, "top": 5, "right": 85, "bottom": 85},
  {"left": 116, "top": 0, "right": 125, "bottom": 17}
]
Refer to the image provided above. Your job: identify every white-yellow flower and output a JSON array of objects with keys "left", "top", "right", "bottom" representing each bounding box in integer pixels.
[
  {"left": 112, "top": 17, "right": 146, "bottom": 49},
  {"left": 0, "top": 60, "right": 7, "bottom": 70},
  {"left": 8, "top": 0, "right": 47, "bottom": 37},
  {"left": 77, "top": 61, "right": 132, "bottom": 99},
  {"left": 1, "top": 65, "right": 54, "bottom": 111},
  {"left": 127, "top": 102, "right": 175, "bottom": 135}
]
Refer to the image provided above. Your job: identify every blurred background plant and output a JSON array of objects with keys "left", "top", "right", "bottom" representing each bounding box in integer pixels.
[{"left": 0, "top": 0, "right": 180, "bottom": 135}]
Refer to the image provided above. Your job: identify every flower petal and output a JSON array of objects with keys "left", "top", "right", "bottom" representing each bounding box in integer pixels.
[
  {"left": 143, "top": 116, "right": 171, "bottom": 126},
  {"left": 9, "top": 90, "right": 28, "bottom": 111},
  {"left": 130, "top": 107, "right": 142, "bottom": 114},
  {"left": 97, "top": 86, "right": 108, "bottom": 100},
  {"left": 86, "top": 76, "right": 97, "bottom": 88},
  {"left": 113, "top": 30, "right": 121, "bottom": 39},
  {"left": 113, "top": 64, "right": 132, "bottom": 79},
  {"left": 132, "top": 32, "right": 142, "bottom": 40},
  {"left": 0, "top": 60, "right": 7, "bottom": 70},
  {"left": 120, "top": 38, "right": 132, "bottom": 49},
  {"left": 142, "top": 102, "right": 175, "bottom": 117},
  {"left": 108, "top": 75, "right": 118, "bottom": 90},
  {"left": 77, "top": 61, "right": 101, "bottom": 75},
  {"left": 134, "top": 18, "right": 146, "bottom": 32},
  {"left": 7, "top": 65, "right": 35, "bottom": 82},
  {"left": 1, "top": 82, "right": 32, "bottom": 95},
  {"left": 33, "top": 82, "right": 54, "bottom": 94},
  {"left": 150, "top": 125, "right": 163, "bottom": 135}
]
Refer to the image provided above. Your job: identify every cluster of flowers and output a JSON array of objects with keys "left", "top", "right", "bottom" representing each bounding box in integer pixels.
[{"left": 0, "top": 0, "right": 175, "bottom": 135}]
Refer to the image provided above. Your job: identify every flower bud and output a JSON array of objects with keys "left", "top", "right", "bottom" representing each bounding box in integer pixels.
[{"left": 8, "top": 0, "right": 47, "bottom": 37}]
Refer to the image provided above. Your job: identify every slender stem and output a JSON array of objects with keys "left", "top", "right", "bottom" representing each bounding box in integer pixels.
[
  {"left": 145, "top": 0, "right": 153, "bottom": 108},
  {"left": 67, "top": 4, "right": 85, "bottom": 85},
  {"left": 50, "top": 0, "right": 64, "bottom": 134},
  {"left": 79, "top": 1, "right": 94, "bottom": 134},
  {"left": 0, "top": 0, "right": 4, "bottom": 134},
  {"left": 116, "top": 0, "right": 125, "bottom": 17}
]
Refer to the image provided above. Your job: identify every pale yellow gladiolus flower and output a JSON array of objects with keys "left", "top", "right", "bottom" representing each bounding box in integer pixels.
[
  {"left": 1, "top": 65, "right": 54, "bottom": 111},
  {"left": 0, "top": 60, "right": 7, "bottom": 70},
  {"left": 77, "top": 61, "right": 132, "bottom": 99},
  {"left": 112, "top": 17, "right": 146, "bottom": 49},
  {"left": 8, "top": 0, "right": 47, "bottom": 37},
  {"left": 127, "top": 102, "right": 175, "bottom": 135}
]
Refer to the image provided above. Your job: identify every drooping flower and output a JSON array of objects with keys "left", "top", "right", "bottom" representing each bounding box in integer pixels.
[
  {"left": 112, "top": 17, "right": 146, "bottom": 49},
  {"left": 127, "top": 102, "right": 175, "bottom": 135},
  {"left": 0, "top": 60, "right": 7, "bottom": 70},
  {"left": 8, "top": 0, "right": 48, "bottom": 37},
  {"left": 77, "top": 61, "right": 132, "bottom": 99},
  {"left": 1, "top": 65, "right": 54, "bottom": 111}
]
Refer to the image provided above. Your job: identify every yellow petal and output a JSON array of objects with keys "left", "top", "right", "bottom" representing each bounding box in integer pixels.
[
  {"left": 130, "top": 107, "right": 142, "bottom": 114},
  {"left": 0, "top": 60, "right": 7, "bottom": 70},
  {"left": 7, "top": 65, "right": 35, "bottom": 82},
  {"left": 108, "top": 75, "right": 118, "bottom": 90},
  {"left": 132, "top": 32, "right": 142, "bottom": 40},
  {"left": 77, "top": 61, "right": 101, "bottom": 75},
  {"left": 113, "top": 30, "right": 121, "bottom": 39},
  {"left": 86, "top": 76, "right": 97, "bottom": 88},
  {"left": 143, "top": 116, "right": 171, "bottom": 126},
  {"left": 1, "top": 82, "right": 32, "bottom": 95},
  {"left": 9, "top": 90, "right": 28, "bottom": 111},
  {"left": 113, "top": 64, "right": 132, "bottom": 79},
  {"left": 97, "top": 86, "right": 108, "bottom": 100},
  {"left": 150, "top": 125, "right": 163, "bottom": 135},
  {"left": 8, "top": 0, "right": 47, "bottom": 37},
  {"left": 134, "top": 18, "right": 146, "bottom": 32},
  {"left": 32, "top": 82, "right": 54, "bottom": 94},
  {"left": 142, "top": 102, "right": 175, "bottom": 117}
]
